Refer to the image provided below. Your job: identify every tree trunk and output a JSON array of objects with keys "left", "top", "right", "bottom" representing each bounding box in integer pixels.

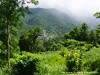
[{"left": 7, "top": 23, "right": 10, "bottom": 68}]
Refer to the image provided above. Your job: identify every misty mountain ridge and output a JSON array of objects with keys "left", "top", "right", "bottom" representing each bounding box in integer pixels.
[
  {"left": 23, "top": 8, "right": 80, "bottom": 35},
  {"left": 23, "top": 8, "right": 100, "bottom": 35}
]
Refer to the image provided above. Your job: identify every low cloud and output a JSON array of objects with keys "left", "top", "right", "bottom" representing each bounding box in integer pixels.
[
  {"left": 28, "top": 0, "right": 100, "bottom": 27},
  {"left": 30, "top": 0, "right": 100, "bottom": 17}
]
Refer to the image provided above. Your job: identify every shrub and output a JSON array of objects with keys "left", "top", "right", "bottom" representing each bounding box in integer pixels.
[
  {"left": 65, "top": 50, "right": 81, "bottom": 72},
  {"left": 64, "top": 39, "right": 80, "bottom": 47},
  {"left": 84, "top": 44, "right": 93, "bottom": 51},
  {"left": 59, "top": 47, "right": 68, "bottom": 57},
  {"left": 10, "top": 52, "right": 40, "bottom": 75},
  {"left": 82, "top": 47, "right": 100, "bottom": 72},
  {"left": 90, "top": 59, "right": 100, "bottom": 74}
]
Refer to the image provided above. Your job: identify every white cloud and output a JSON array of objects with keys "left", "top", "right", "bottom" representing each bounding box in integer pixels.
[
  {"left": 28, "top": 0, "right": 100, "bottom": 26},
  {"left": 29, "top": 0, "right": 100, "bottom": 17}
]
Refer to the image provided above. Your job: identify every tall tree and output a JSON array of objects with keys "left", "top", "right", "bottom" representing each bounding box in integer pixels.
[
  {"left": 94, "top": 12, "right": 100, "bottom": 18},
  {"left": 80, "top": 23, "right": 90, "bottom": 41},
  {"left": 96, "top": 25, "right": 100, "bottom": 44},
  {"left": 94, "top": 12, "right": 100, "bottom": 45},
  {"left": 0, "top": 0, "right": 38, "bottom": 67},
  {"left": 19, "top": 27, "right": 42, "bottom": 52},
  {"left": 69, "top": 27, "right": 80, "bottom": 40}
]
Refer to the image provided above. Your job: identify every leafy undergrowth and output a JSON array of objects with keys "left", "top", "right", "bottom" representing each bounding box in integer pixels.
[
  {"left": 37, "top": 51, "right": 66, "bottom": 75},
  {"left": 37, "top": 47, "right": 100, "bottom": 75},
  {"left": 0, "top": 47, "right": 100, "bottom": 75}
]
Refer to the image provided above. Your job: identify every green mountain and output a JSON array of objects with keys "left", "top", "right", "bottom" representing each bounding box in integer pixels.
[{"left": 23, "top": 8, "right": 80, "bottom": 35}]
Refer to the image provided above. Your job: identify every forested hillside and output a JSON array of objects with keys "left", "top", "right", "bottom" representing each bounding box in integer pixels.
[
  {"left": 0, "top": 0, "right": 100, "bottom": 75},
  {"left": 23, "top": 8, "right": 80, "bottom": 35}
]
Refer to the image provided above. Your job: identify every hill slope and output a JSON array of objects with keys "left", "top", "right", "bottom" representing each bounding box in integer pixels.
[{"left": 23, "top": 8, "right": 80, "bottom": 35}]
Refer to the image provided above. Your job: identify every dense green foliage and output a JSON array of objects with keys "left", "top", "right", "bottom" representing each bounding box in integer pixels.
[
  {"left": 10, "top": 52, "right": 40, "bottom": 75},
  {"left": 0, "top": 0, "right": 100, "bottom": 75},
  {"left": 0, "top": 0, "right": 38, "bottom": 67},
  {"left": 0, "top": 24, "right": 100, "bottom": 75},
  {"left": 19, "top": 27, "right": 43, "bottom": 52},
  {"left": 64, "top": 23, "right": 100, "bottom": 46}
]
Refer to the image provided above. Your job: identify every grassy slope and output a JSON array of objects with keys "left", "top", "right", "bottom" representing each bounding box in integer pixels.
[{"left": 36, "top": 47, "right": 100, "bottom": 75}]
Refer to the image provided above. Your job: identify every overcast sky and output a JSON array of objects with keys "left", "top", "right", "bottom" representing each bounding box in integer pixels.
[
  {"left": 28, "top": 0, "right": 100, "bottom": 27},
  {"left": 28, "top": 0, "right": 99, "bottom": 17}
]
